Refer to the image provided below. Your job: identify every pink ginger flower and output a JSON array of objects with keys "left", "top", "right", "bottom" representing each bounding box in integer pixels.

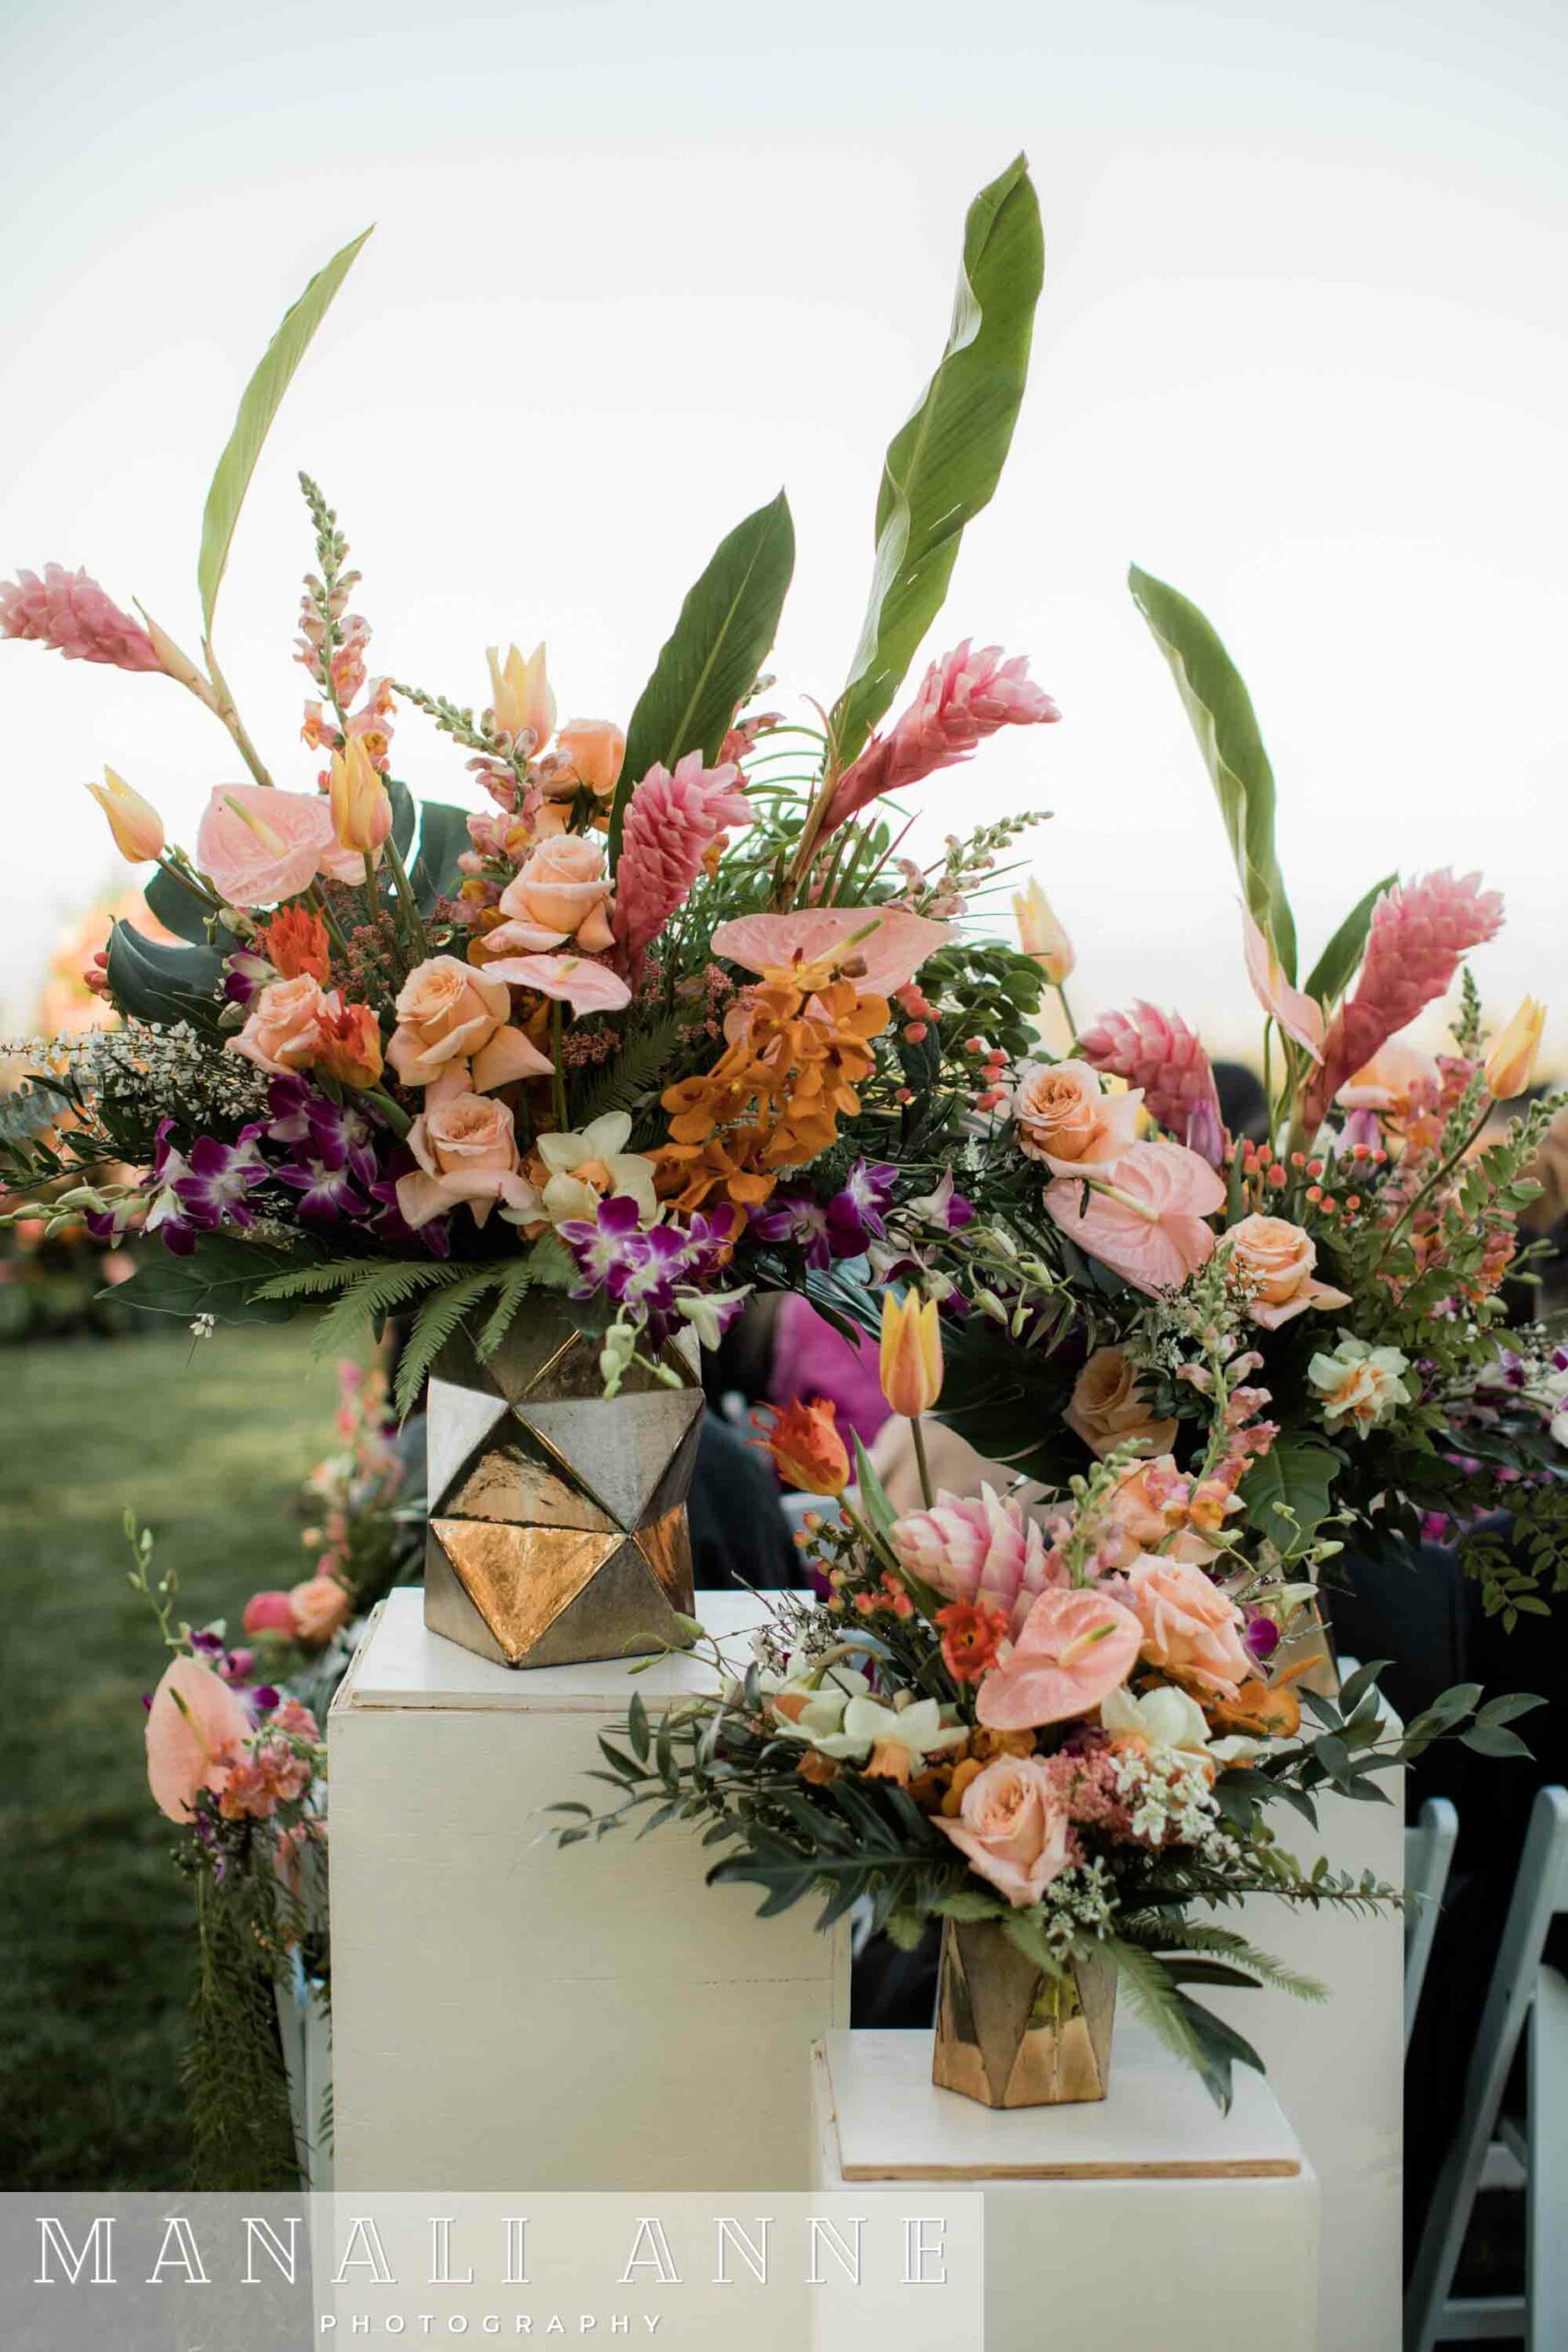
[
  {"left": 613, "top": 752, "right": 751, "bottom": 960},
  {"left": 822, "top": 641, "right": 1060, "bottom": 834},
  {"left": 1078, "top": 1001, "right": 1223, "bottom": 1154},
  {"left": 1305, "top": 869, "right": 1505, "bottom": 1125},
  {"left": 1, "top": 563, "right": 164, "bottom": 672},
  {"left": 890, "top": 1483, "right": 1062, "bottom": 1638}
]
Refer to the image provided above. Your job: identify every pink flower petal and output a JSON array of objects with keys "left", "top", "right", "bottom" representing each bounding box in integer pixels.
[
  {"left": 1241, "top": 905, "right": 1325, "bottom": 1060},
  {"left": 976, "top": 1588, "right": 1143, "bottom": 1730},
  {"left": 470, "top": 1025, "right": 555, "bottom": 1089},
  {"left": 146, "top": 1655, "right": 253, "bottom": 1823},
  {"left": 479, "top": 953, "right": 632, "bottom": 1013},
  {"left": 710, "top": 908, "right": 951, "bottom": 996}
]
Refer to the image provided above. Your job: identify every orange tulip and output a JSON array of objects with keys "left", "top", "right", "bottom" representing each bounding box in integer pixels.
[
  {"left": 329, "top": 735, "right": 392, "bottom": 854},
  {"left": 85, "top": 766, "right": 164, "bottom": 863},
  {"left": 758, "top": 1396, "right": 851, "bottom": 1496},
  {"left": 1483, "top": 997, "right": 1546, "bottom": 1102},
  {"left": 880, "top": 1291, "right": 943, "bottom": 1418},
  {"left": 1012, "top": 877, "right": 1074, "bottom": 985}
]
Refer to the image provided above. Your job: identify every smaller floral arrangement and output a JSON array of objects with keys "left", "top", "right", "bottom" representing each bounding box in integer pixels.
[{"left": 555, "top": 1312, "right": 1540, "bottom": 2109}]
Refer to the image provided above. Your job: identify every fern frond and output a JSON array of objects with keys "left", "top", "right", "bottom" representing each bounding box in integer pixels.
[
  {"left": 252, "top": 1258, "right": 401, "bottom": 1303},
  {"left": 571, "top": 1016, "right": 685, "bottom": 1130},
  {"left": 309, "top": 1261, "right": 460, "bottom": 1358},
  {"left": 1134, "top": 1918, "right": 1327, "bottom": 2003},
  {"left": 475, "top": 1258, "right": 538, "bottom": 1362},
  {"left": 395, "top": 1268, "right": 505, "bottom": 1418}
]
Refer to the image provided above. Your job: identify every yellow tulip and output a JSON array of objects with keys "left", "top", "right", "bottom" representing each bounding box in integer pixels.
[
  {"left": 880, "top": 1291, "right": 943, "bottom": 1419},
  {"left": 329, "top": 735, "right": 392, "bottom": 854},
  {"left": 85, "top": 766, "right": 164, "bottom": 863},
  {"left": 1012, "top": 877, "right": 1075, "bottom": 985},
  {"left": 1483, "top": 997, "right": 1546, "bottom": 1101},
  {"left": 487, "top": 641, "right": 556, "bottom": 751}
]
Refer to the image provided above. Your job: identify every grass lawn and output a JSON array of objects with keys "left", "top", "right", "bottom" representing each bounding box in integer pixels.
[{"left": 0, "top": 1323, "right": 349, "bottom": 2189}]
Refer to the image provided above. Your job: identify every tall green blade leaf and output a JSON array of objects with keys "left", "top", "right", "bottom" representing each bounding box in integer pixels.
[
  {"left": 1129, "top": 564, "right": 1299, "bottom": 980},
  {"left": 198, "top": 229, "right": 373, "bottom": 634},
  {"left": 608, "top": 491, "right": 795, "bottom": 864},
  {"left": 830, "top": 155, "right": 1044, "bottom": 770},
  {"left": 1304, "top": 874, "right": 1395, "bottom": 1007}
]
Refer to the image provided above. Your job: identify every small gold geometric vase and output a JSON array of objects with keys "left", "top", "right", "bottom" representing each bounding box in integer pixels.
[
  {"left": 422, "top": 1305, "right": 703, "bottom": 1669},
  {"left": 932, "top": 1919, "right": 1118, "bottom": 2109}
]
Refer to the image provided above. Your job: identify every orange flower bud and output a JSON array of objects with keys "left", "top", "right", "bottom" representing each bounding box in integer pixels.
[
  {"left": 329, "top": 735, "right": 392, "bottom": 854},
  {"left": 312, "top": 997, "right": 384, "bottom": 1091},
  {"left": 879, "top": 1291, "right": 943, "bottom": 1418},
  {"left": 85, "top": 766, "right": 164, "bottom": 863},
  {"left": 757, "top": 1396, "right": 851, "bottom": 1497},
  {"left": 1483, "top": 996, "right": 1546, "bottom": 1102}
]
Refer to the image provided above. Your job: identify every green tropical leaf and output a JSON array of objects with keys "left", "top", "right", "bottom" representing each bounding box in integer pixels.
[
  {"left": 830, "top": 155, "right": 1044, "bottom": 770},
  {"left": 1129, "top": 564, "right": 1298, "bottom": 980},
  {"left": 408, "top": 798, "right": 472, "bottom": 913},
  {"left": 105, "top": 922, "right": 226, "bottom": 1035},
  {"left": 1238, "top": 1437, "right": 1339, "bottom": 1560},
  {"left": 609, "top": 492, "right": 795, "bottom": 865},
  {"left": 143, "top": 865, "right": 212, "bottom": 945},
  {"left": 109, "top": 1234, "right": 311, "bottom": 1326},
  {"left": 1303, "top": 875, "right": 1394, "bottom": 1008},
  {"left": 198, "top": 229, "right": 372, "bottom": 634}
]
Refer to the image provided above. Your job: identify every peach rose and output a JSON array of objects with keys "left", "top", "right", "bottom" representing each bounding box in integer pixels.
[
  {"left": 289, "top": 1576, "right": 354, "bottom": 1645},
  {"left": 388, "top": 955, "right": 552, "bottom": 1092},
  {"left": 1224, "top": 1214, "right": 1351, "bottom": 1330},
  {"left": 556, "top": 718, "right": 626, "bottom": 797},
  {"left": 1011, "top": 1058, "right": 1141, "bottom": 1174},
  {"left": 934, "top": 1752, "right": 1072, "bottom": 1907},
  {"left": 1065, "top": 1346, "right": 1179, "bottom": 1459},
  {"left": 490, "top": 836, "right": 615, "bottom": 954},
  {"left": 227, "top": 974, "right": 332, "bottom": 1075},
  {"left": 395, "top": 1075, "right": 534, "bottom": 1230},
  {"left": 1112, "top": 1554, "right": 1252, "bottom": 1700}
]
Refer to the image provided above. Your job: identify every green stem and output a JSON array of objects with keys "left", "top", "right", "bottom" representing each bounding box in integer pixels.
[
  {"left": 303, "top": 882, "right": 352, "bottom": 960},
  {"left": 1380, "top": 1103, "right": 1493, "bottom": 1264},
  {"left": 1052, "top": 978, "right": 1077, "bottom": 1044},
  {"left": 155, "top": 854, "right": 224, "bottom": 913},
  {"left": 361, "top": 852, "right": 381, "bottom": 935},
  {"left": 383, "top": 832, "right": 430, "bottom": 962},
  {"left": 909, "top": 1414, "right": 935, "bottom": 1510},
  {"left": 363, "top": 1087, "right": 412, "bottom": 1139},
  {"left": 202, "top": 639, "right": 277, "bottom": 792}
]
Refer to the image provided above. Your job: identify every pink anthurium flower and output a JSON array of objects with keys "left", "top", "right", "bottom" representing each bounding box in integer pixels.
[
  {"left": 975, "top": 1587, "right": 1143, "bottom": 1730},
  {"left": 1241, "top": 905, "right": 1325, "bottom": 1061},
  {"left": 145, "top": 1654, "right": 253, "bottom": 1822},
  {"left": 1043, "top": 1139, "right": 1225, "bottom": 1295},
  {"left": 196, "top": 784, "right": 335, "bottom": 908},
  {"left": 479, "top": 953, "right": 632, "bottom": 1014},
  {"left": 710, "top": 908, "right": 951, "bottom": 995}
]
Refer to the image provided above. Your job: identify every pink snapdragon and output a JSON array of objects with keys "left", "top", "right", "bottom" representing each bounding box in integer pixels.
[
  {"left": 822, "top": 642, "right": 1058, "bottom": 835},
  {"left": 1, "top": 563, "right": 164, "bottom": 672},
  {"left": 1305, "top": 869, "right": 1505, "bottom": 1125},
  {"left": 613, "top": 753, "right": 751, "bottom": 960}
]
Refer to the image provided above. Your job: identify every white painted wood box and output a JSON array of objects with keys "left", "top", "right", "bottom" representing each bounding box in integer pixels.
[
  {"left": 329, "top": 1588, "right": 849, "bottom": 2189},
  {"left": 810, "top": 2027, "right": 1318, "bottom": 2348}
]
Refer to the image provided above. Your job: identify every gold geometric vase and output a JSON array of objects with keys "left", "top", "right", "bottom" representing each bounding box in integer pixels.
[
  {"left": 932, "top": 1918, "right": 1118, "bottom": 2109},
  {"left": 422, "top": 1304, "right": 702, "bottom": 1669}
]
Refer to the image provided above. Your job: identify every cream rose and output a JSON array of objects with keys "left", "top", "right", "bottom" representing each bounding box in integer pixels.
[
  {"left": 227, "top": 974, "right": 330, "bottom": 1076},
  {"left": 1065, "top": 1346, "right": 1179, "bottom": 1459},
  {"left": 387, "top": 955, "right": 550, "bottom": 1092},
  {"left": 490, "top": 835, "right": 615, "bottom": 953},
  {"left": 933, "top": 1753, "right": 1072, "bottom": 1907},
  {"left": 1224, "top": 1213, "right": 1350, "bottom": 1330},
  {"left": 395, "top": 1080, "right": 534, "bottom": 1230},
  {"left": 1112, "top": 1554, "right": 1253, "bottom": 1701},
  {"left": 1011, "top": 1058, "right": 1141, "bottom": 1173}
]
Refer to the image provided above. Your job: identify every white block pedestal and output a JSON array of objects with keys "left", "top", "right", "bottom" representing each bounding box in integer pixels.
[
  {"left": 810, "top": 2028, "right": 1319, "bottom": 2350},
  {"left": 329, "top": 1589, "right": 849, "bottom": 2190}
]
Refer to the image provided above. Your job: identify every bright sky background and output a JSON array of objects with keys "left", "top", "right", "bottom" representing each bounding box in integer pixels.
[{"left": 2, "top": 0, "right": 1564, "bottom": 1064}]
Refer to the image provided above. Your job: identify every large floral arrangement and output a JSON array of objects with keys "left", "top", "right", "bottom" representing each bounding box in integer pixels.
[{"left": 557, "top": 1327, "right": 1540, "bottom": 2109}]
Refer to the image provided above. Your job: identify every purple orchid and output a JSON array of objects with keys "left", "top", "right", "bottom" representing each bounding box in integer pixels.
[
  {"left": 141, "top": 1119, "right": 199, "bottom": 1255},
  {"left": 274, "top": 1141, "right": 372, "bottom": 1222},
  {"left": 906, "top": 1170, "right": 975, "bottom": 1232},
  {"left": 223, "top": 950, "right": 274, "bottom": 1009},
  {"left": 750, "top": 1185, "right": 833, "bottom": 1270},
  {"left": 172, "top": 1125, "right": 270, "bottom": 1232},
  {"left": 831, "top": 1159, "right": 897, "bottom": 1246}
]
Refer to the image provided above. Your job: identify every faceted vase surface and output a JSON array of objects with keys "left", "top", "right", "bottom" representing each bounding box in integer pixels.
[
  {"left": 422, "top": 1306, "right": 702, "bottom": 1669},
  {"left": 931, "top": 1917, "right": 1118, "bottom": 2109}
]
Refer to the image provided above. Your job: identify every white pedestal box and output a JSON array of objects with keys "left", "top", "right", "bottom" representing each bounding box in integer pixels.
[
  {"left": 329, "top": 1588, "right": 849, "bottom": 2190},
  {"left": 1201, "top": 1674, "right": 1405, "bottom": 2352},
  {"left": 809, "top": 2028, "right": 1319, "bottom": 2351}
]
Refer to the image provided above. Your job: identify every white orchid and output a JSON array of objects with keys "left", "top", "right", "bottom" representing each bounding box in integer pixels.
[
  {"left": 810, "top": 1692, "right": 969, "bottom": 1769},
  {"left": 1100, "top": 1682, "right": 1263, "bottom": 1768},
  {"left": 677, "top": 1288, "right": 752, "bottom": 1351},
  {"left": 533, "top": 1112, "right": 660, "bottom": 1226},
  {"left": 763, "top": 1651, "right": 874, "bottom": 1742}
]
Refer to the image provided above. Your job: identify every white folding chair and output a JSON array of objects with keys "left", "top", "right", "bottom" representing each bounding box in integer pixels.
[
  {"left": 1405, "top": 1796, "right": 1460, "bottom": 2053},
  {"left": 1406, "top": 1784, "right": 1568, "bottom": 2351}
]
